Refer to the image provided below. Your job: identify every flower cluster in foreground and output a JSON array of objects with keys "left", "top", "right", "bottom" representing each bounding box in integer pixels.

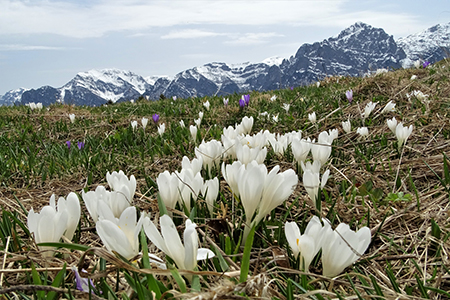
[
  {"left": 25, "top": 87, "right": 418, "bottom": 292},
  {"left": 285, "top": 216, "right": 371, "bottom": 277}
]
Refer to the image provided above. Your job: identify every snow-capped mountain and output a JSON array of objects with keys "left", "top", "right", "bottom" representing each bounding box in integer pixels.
[
  {"left": 58, "top": 69, "right": 152, "bottom": 106},
  {"left": 144, "top": 22, "right": 405, "bottom": 99},
  {"left": 2, "top": 21, "right": 449, "bottom": 107},
  {"left": 20, "top": 69, "right": 153, "bottom": 107},
  {"left": 0, "top": 88, "right": 30, "bottom": 106},
  {"left": 144, "top": 61, "right": 281, "bottom": 99},
  {"left": 397, "top": 22, "right": 450, "bottom": 68},
  {"left": 277, "top": 22, "right": 405, "bottom": 88}
]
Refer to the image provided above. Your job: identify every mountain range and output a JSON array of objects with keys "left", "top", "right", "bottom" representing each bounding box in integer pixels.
[{"left": 1, "top": 22, "right": 449, "bottom": 107}]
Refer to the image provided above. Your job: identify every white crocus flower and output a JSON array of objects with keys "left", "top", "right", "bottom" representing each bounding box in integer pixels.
[
  {"left": 141, "top": 117, "right": 148, "bottom": 130},
  {"left": 201, "top": 177, "right": 220, "bottom": 216},
  {"left": 387, "top": 117, "right": 398, "bottom": 134},
  {"left": 221, "top": 161, "right": 243, "bottom": 198},
  {"left": 221, "top": 134, "right": 237, "bottom": 160},
  {"left": 238, "top": 161, "right": 267, "bottom": 238},
  {"left": 198, "top": 111, "right": 204, "bottom": 121},
  {"left": 308, "top": 112, "right": 316, "bottom": 124},
  {"left": 342, "top": 120, "right": 351, "bottom": 134},
  {"left": 259, "top": 111, "right": 269, "bottom": 119},
  {"left": 195, "top": 139, "right": 223, "bottom": 174},
  {"left": 410, "top": 75, "right": 417, "bottom": 80},
  {"left": 270, "top": 95, "right": 277, "bottom": 101},
  {"left": 321, "top": 223, "right": 371, "bottom": 277},
  {"left": 157, "top": 123, "right": 166, "bottom": 136},
  {"left": 96, "top": 205, "right": 144, "bottom": 260},
  {"left": 285, "top": 216, "right": 329, "bottom": 271},
  {"left": 235, "top": 142, "right": 267, "bottom": 165},
  {"left": 237, "top": 161, "right": 298, "bottom": 240},
  {"left": 181, "top": 156, "right": 203, "bottom": 175},
  {"left": 194, "top": 118, "right": 201, "bottom": 127},
  {"left": 414, "top": 60, "right": 421, "bottom": 69},
  {"left": 27, "top": 196, "right": 71, "bottom": 257},
  {"left": 356, "top": 127, "right": 369, "bottom": 137},
  {"left": 363, "top": 101, "right": 377, "bottom": 119},
  {"left": 317, "top": 130, "right": 337, "bottom": 145},
  {"left": 179, "top": 120, "right": 185, "bottom": 128},
  {"left": 82, "top": 186, "right": 111, "bottom": 222},
  {"left": 268, "top": 133, "right": 288, "bottom": 156},
  {"left": 190, "top": 125, "right": 198, "bottom": 142},
  {"left": 238, "top": 116, "right": 254, "bottom": 135},
  {"left": 254, "top": 166, "right": 298, "bottom": 227},
  {"left": 292, "top": 137, "right": 311, "bottom": 164},
  {"left": 203, "top": 101, "right": 210, "bottom": 111},
  {"left": 311, "top": 139, "right": 331, "bottom": 166},
  {"left": 272, "top": 114, "right": 279, "bottom": 123},
  {"left": 328, "top": 128, "right": 339, "bottom": 142},
  {"left": 395, "top": 122, "right": 413, "bottom": 149},
  {"left": 408, "top": 90, "right": 429, "bottom": 103},
  {"left": 381, "top": 101, "right": 396, "bottom": 114},
  {"left": 52, "top": 192, "right": 81, "bottom": 241},
  {"left": 175, "top": 168, "right": 203, "bottom": 212},
  {"left": 36, "top": 103, "right": 43, "bottom": 110},
  {"left": 107, "top": 170, "right": 136, "bottom": 205},
  {"left": 131, "top": 121, "right": 138, "bottom": 131},
  {"left": 283, "top": 103, "right": 290, "bottom": 113},
  {"left": 301, "top": 161, "right": 330, "bottom": 209},
  {"left": 143, "top": 215, "right": 215, "bottom": 275},
  {"left": 69, "top": 114, "right": 75, "bottom": 123},
  {"left": 156, "top": 171, "right": 180, "bottom": 212}
]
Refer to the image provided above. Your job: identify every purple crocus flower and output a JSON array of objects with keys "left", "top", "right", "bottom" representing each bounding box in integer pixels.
[
  {"left": 77, "top": 141, "right": 85, "bottom": 150},
  {"left": 290, "top": 86, "right": 294, "bottom": 91},
  {"left": 152, "top": 113, "right": 160, "bottom": 124},
  {"left": 239, "top": 99, "right": 246, "bottom": 108},
  {"left": 71, "top": 266, "right": 96, "bottom": 294},
  {"left": 423, "top": 61, "right": 430, "bottom": 68},
  {"left": 243, "top": 94, "right": 250, "bottom": 106},
  {"left": 66, "top": 141, "right": 71, "bottom": 149},
  {"left": 345, "top": 89, "right": 353, "bottom": 103}
]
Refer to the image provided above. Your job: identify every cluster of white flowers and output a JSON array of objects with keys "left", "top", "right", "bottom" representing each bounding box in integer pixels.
[
  {"left": 27, "top": 193, "right": 80, "bottom": 257},
  {"left": 26, "top": 102, "right": 43, "bottom": 110},
  {"left": 285, "top": 216, "right": 371, "bottom": 277}
]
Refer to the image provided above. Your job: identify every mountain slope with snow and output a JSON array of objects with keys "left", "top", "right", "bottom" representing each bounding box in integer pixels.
[
  {"left": 397, "top": 22, "right": 450, "bottom": 67},
  {"left": 0, "top": 88, "right": 30, "bottom": 106}
]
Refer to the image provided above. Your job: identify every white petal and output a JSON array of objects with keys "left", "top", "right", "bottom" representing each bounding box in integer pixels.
[
  {"left": 183, "top": 221, "right": 198, "bottom": 271},
  {"left": 96, "top": 219, "right": 136, "bottom": 259},
  {"left": 160, "top": 215, "right": 185, "bottom": 269},
  {"left": 284, "top": 222, "right": 301, "bottom": 258},
  {"left": 197, "top": 248, "right": 215, "bottom": 260},
  {"left": 143, "top": 218, "right": 168, "bottom": 254}
]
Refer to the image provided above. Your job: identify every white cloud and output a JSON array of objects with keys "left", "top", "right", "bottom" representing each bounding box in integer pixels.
[
  {"left": 225, "top": 32, "right": 284, "bottom": 45},
  {"left": 161, "top": 29, "right": 223, "bottom": 39},
  {"left": 1, "top": 0, "right": 425, "bottom": 38},
  {"left": 0, "top": 44, "right": 67, "bottom": 51}
]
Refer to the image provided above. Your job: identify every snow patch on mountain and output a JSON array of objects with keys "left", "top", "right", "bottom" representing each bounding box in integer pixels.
[
  {"left": 262, "top": 56, "right": 284, "bottom": 66},
  {"left": 0, "top": 88, "right": 30, "bottom": 106},
  {"left": 397, "top": 22, "right": 450, "bottom": 67}
]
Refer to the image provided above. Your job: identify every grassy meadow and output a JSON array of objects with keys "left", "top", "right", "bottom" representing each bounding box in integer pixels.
[{"left": 0, "top": 59, "right": 449, "bottom": 299}]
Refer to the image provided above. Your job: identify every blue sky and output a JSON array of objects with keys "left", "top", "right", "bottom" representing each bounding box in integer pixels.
[{"left": 0, "top": 0, "right": 449, "bottom": 95}]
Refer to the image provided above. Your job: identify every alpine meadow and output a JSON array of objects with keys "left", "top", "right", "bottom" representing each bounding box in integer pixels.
[{"left": 0, "top": 59, "right": 449, "bottom": 300}]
